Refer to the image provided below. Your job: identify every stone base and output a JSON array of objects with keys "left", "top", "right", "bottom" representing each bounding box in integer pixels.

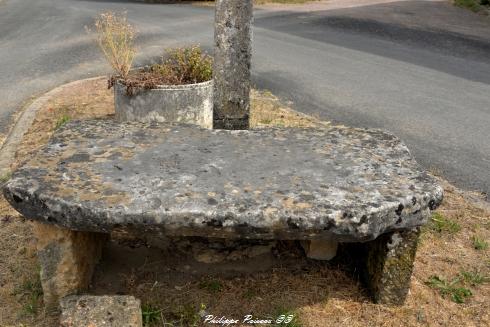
[
  {"left": 60, "top": 295, "right": 142, "bottom": 327},
  {"left": 301, "top": 240, "right": 338, "bottom": 260},
  {"left": 213, "top": 117, "right": 250, "bottom": 130},
  {"left": 351, "top": 228, "right": 421, "bottom": 305},
  {"left": 33, "top": 222, "right": 108, "bottom": 311}
]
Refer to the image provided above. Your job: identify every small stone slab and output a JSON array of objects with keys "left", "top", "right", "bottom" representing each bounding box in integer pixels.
[
  {"left": 60, "top": 295, "right": 142, "bottom": 327},
  {"left": 3, "top": 120, "right": 443, "bottom": 242}
]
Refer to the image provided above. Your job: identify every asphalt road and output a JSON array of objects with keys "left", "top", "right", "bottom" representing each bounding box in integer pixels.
[{"left": 0, "top": 0, "right": 489, "bottom": 198}]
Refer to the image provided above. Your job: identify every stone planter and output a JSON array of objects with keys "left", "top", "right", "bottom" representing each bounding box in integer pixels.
[{"left": 114, "top": 79, "right": 213, "bottom": 129}]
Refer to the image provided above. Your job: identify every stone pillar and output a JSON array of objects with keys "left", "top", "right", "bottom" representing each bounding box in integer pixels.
[
  {"left": 33, "top": 222, "right": 108, "bottom": 311},
  {"left": 213, "top": 0, "right": 253, "bottom": 130},
  {"left": 359, "top": 228, "right": 421, "bottom": 305},
  {"left": 301, "top": 239, "right": 338, "bottom": 260}
]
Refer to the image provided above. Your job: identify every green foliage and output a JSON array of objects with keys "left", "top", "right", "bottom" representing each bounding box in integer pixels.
[
  {"left": 174, "top": 303, "right": 202, "bottom": 327},
  {"left": 13, "top": 277, "right": 43, "bottom": 316},
  {"left": 151, "top": 45, "right": 213, "bottom": 85},
  {"left": 459, "top": 270, "right": 490, "bottom": 286},
  {"left": 454, "top": 0, "right": 488, "bottom": 12},
  {"left": 471, "top": 235, "right": 488, "bottom": 250},
  {"left": 243, "top": 288, "right": 257, "bottom": 299},
  {"left": 426, "top": 275, "right": 472, "bottom": 303},
  {"left": 142, "top": 304, "right": 162, "bottom": 327},
  {"left": 0, "top": 171, "right": 11, "bottom": 185},
  {"left": 428, "top": 212, "right": 461, "bottom": 234},
  {"left": 55, "top": 114, "right": 71, "bottom": 130},
  {"left": 199, "top": 279, "right": 223, "bottom": 293}
]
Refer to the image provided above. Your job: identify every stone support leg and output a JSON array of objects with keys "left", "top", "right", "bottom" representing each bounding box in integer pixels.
[
  {"left": 33, "top": 222, "right": 108, "bottom": 311},
  {"left": 213, "top": 0, "right": 253, "bottom": 130},
  {"left": 358, "top": 228, "right": 421, "bottom": 305},
  {"left": 301, "top": 239, "right": 338, "bottom": 260}
]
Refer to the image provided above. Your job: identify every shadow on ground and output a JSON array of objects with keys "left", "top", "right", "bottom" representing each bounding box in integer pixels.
[{"left": 92, "top": 236, "right": 368, "bottom": 325}]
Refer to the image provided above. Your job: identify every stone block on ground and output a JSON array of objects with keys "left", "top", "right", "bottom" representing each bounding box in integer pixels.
[
  {"left": 365, "top": 228, "right": 421, "bottom": 304},
  {"left": 33, "top": 222, "right": 108, "bottom": 310},
  {"left": 60, "top": 295, "right": 142, "bottom": 327},
  {"left": 346, "top": 227, "right": 421, "bottom": 304},
  {"left": 301, "top": 239, "right": 338, "bottom": 260}
]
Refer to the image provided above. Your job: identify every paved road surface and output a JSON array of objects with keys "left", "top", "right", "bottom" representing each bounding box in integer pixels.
[{"left": 0, "top": 0, "right": 489, "bottom": 198}]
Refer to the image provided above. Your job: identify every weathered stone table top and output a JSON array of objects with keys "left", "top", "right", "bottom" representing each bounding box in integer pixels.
[{"left": 3, "top": 120, "right": 443, "bottom": 242}]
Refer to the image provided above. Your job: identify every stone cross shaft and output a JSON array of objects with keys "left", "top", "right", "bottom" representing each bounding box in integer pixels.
[{"left": 213, "top": 0, "right": 253, "bottom": 130}]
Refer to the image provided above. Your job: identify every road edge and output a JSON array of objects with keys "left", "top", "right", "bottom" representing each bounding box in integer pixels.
[{"left": 0, "top": 76, "right": 106, "bottom": 177}]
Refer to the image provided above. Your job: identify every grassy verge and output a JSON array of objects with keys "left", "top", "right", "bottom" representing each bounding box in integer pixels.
[
  {"left": 153, "top": 0, "right": 319, "bottom": 6},
  {"left": 0, "top": 77, "right": 488, "bottom": 326},
  {"left": 454, "top": 0, "right": 490, "bottom": 14}
]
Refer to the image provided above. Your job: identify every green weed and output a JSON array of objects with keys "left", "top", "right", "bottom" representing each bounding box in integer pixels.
[
  {"left": 459, "top": 270, "right": 490, "bottom": 286},
  {"left": 0, "top": 171, "right": 11, "bottom": 185},
  {"left": 426, "top": 275, "right": 472, "bottom": 303},
  {"left": 260, "top": 118, "right": 273, "bottom": 125},
  {"left": 454, "top": 0, "right": 489, "bottom": 12},
  {"left": 55, "top": 114, "right": 71, "bottom": 130},
  {"left": 243, "top": 288, "right": 257, "bottom": 300},
  {"left": 429, "top": 212, "right": 461, "bottom": 234},
  {"left": 471, "top": 235, "right": 488, "bottom": 250},
  {"left": 199, "top": 279, "right": 223, "bottom": 293},
  {"left": 175, "top": 303, "right": 201, "bottom": 327},
  {"left": 142, "top": 304, "right": 162, "bottom": 327},
  {"left": 151, "top": 46, "right": 213, "bottom": 85},
  {"left": 13, "top": 277, "right": 43, "bottom": 316}
]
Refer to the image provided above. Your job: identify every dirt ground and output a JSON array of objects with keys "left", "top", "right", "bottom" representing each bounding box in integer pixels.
[{"left": 0, "top": 78, "right": 488, "bottom": 327}]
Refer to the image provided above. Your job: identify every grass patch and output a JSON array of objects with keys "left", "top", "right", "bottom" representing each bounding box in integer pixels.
[
  {"left": 254, "top": 0, "right": 315, "bottom": 4},
  {"left": 189, "top": 0, "right": 318, "bottom": 5},
  {"left": 459, "top": 270, "right": 490, "bottom": 286},
  {"left": 250, "top": 89, "right": 328, "bottom": 128},
  {"left": 0, "top": 171, "right": 11, "bottom": 185},
  {"left": 471, "top": 235, "right": 488, "bottom": 250},
  {"left": 242, "top": 288, "right": 257, "bottom": 300},
  {"left": 142, "top": 304, "right": 162, "bottom": 327},
  {"left": 13, "top": 277, "right": 43, "bottom": 316},
  {"left": 454, "top": 0, "right": 490, "bottom": 12},
  {"left": 171, "top": 303, "right": 202, "bottom": 327},
  {"left": 425, "top": 275, "right": 472, "bottom": 303},
  {"left": 428, "top": 212, "right": 461, "bottom": 234},
  {"left": 199, "top": 279, "right": 223, "bottom": 293},
  {"left": 426, "top": 270, "right": 489, "bottom": 303},
  {"left": 54, "top": 114, "right": 71, "bottom": 130}
]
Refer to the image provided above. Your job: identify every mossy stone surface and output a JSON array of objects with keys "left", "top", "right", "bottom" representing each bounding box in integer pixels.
[
  {"left": 362, "top": 228, "right": 421, "bottom": 305},
  {"left": 4, "top": 120, "right": 442, "bottom": 241}
]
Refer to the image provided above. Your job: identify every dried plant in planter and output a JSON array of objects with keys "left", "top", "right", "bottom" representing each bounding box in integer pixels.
[
  {"left": 154, "top": 46, "right": 213, "bottom": 84},
  {"left": 94, "top": 11, "right": 136, "bottom": 78},
  {"left": 110, "top": 46, "right": 213, "bottom": 96},
  {"left": 92, "top": 11, "right": 212, "bottom": 96}
]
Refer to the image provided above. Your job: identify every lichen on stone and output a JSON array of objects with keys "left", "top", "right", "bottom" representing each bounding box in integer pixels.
[{"left": 3, "top": 120, "right": 443, "bottom": 242}]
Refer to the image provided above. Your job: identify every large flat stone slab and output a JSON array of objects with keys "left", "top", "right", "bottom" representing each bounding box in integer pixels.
[{"left": 3, "top": 120, "right": 442, "bottom": 242}]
